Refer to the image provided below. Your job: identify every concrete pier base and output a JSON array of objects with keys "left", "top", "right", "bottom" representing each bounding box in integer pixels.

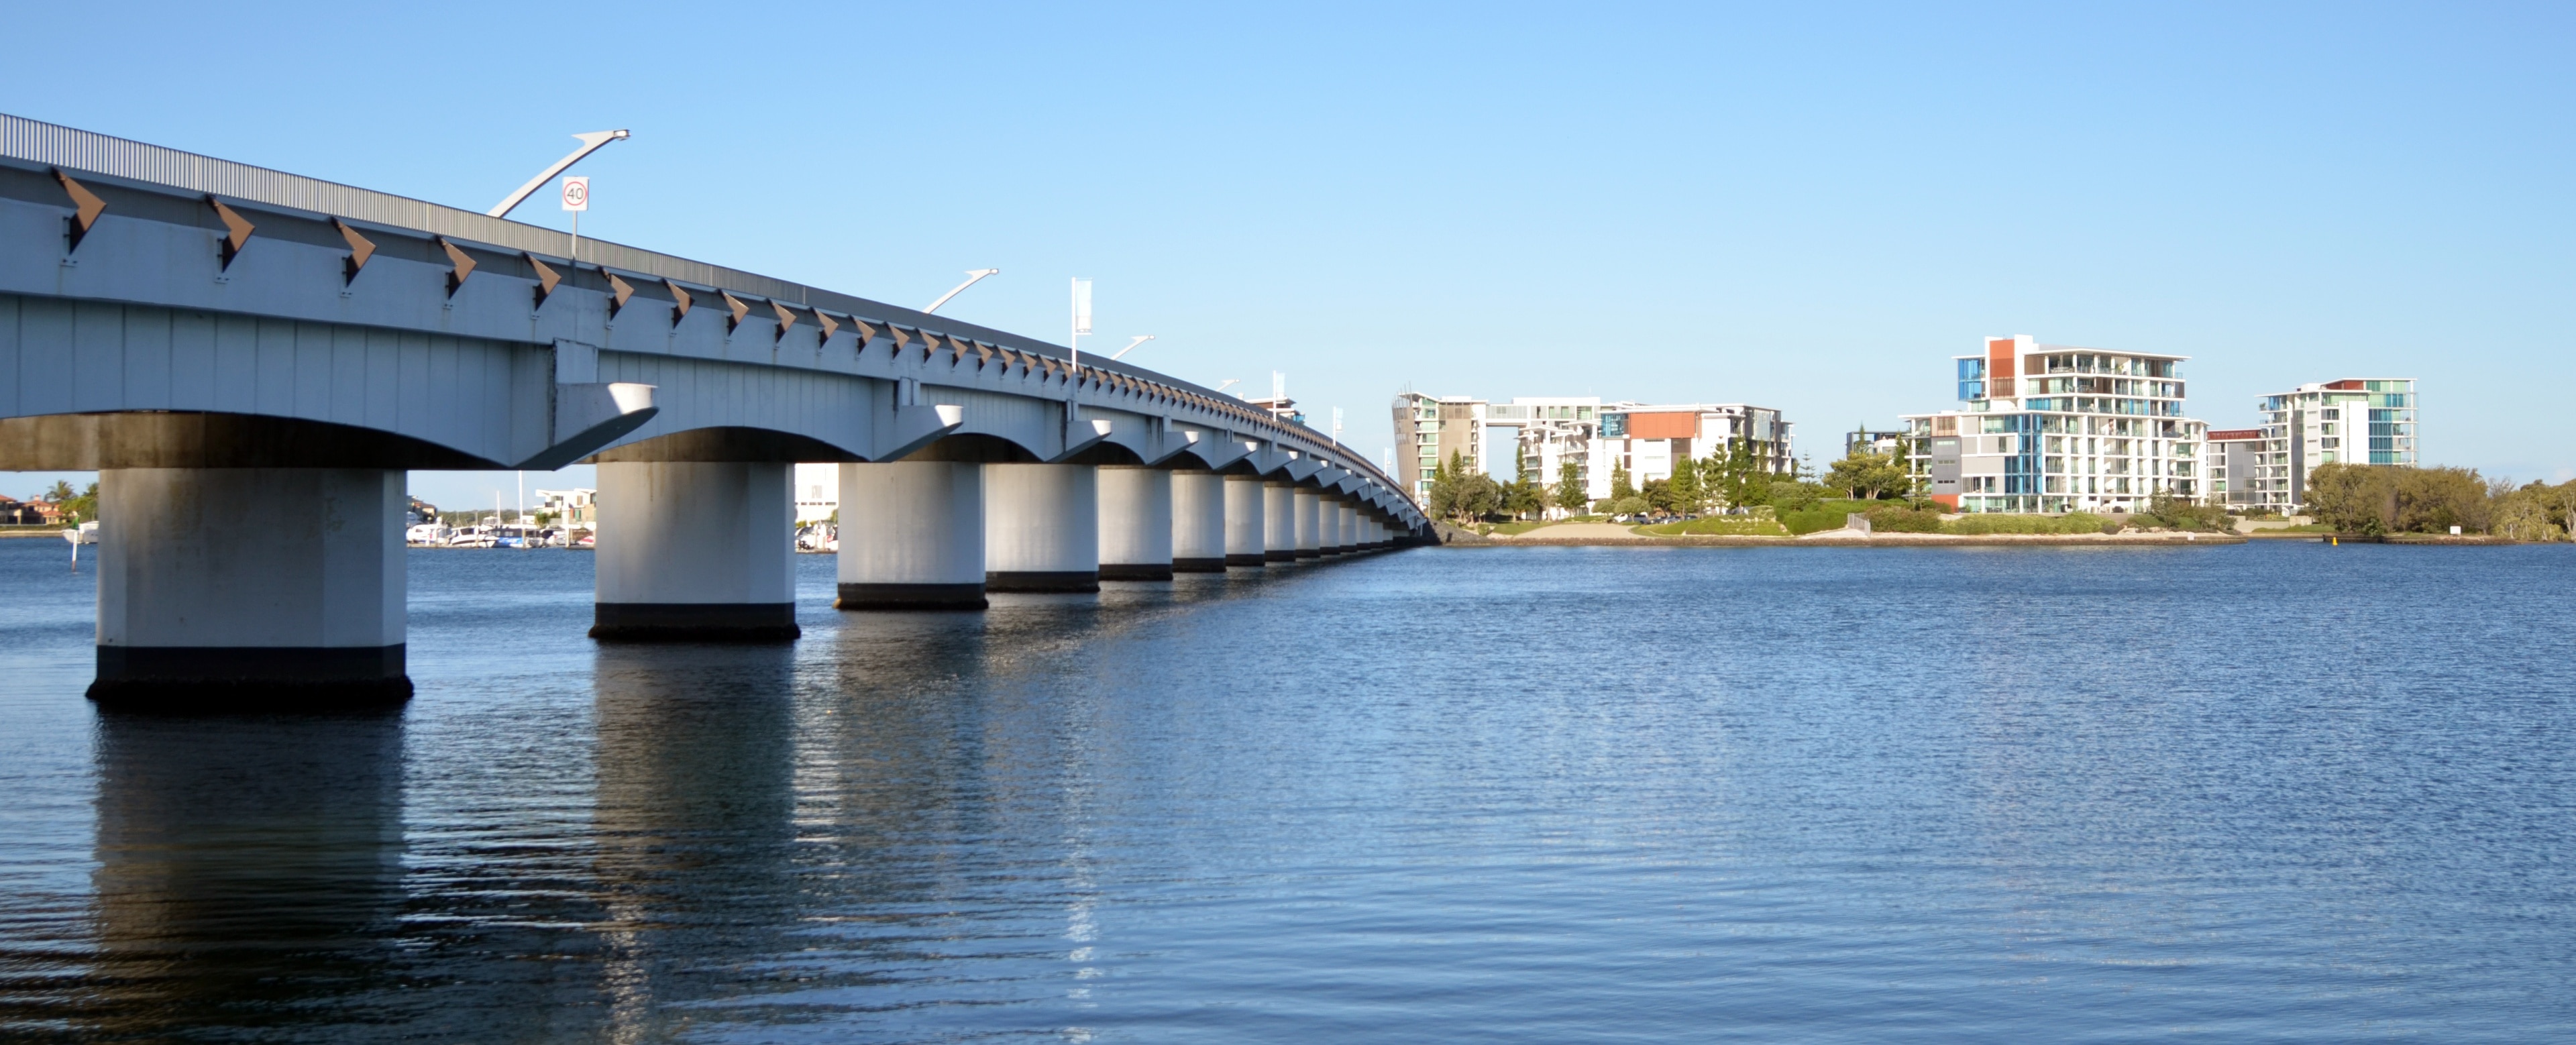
[
  {"left": 594, "top": 461, "right": 798, "bottom": 641},
  {"left": 1293, "top": 488, "right": 1322, "bottom": 560},
  {"left": 1225, "top": 474, "right": 1269, "bottom": 567},
  {"left": 836, "top": 461, "right": 987, "bottom": 610},
  {"left": 1097, "top": 465, "right": 1175, "bottom": 581},
  {"left": 1337, "top": 503, "right": 1359, "bottom": 554},
  {"left": 91, "top": 468, "right": 410, "bottom": 708},
  {"left": 985, "top": 463, "right": 1099, "bottom": 592},
  {"left": 1170, "top": 470, "right": 1226, "bottom": 572},
  {"left": 1263, "top": 481, "right": 1298, "bottom": 563}
]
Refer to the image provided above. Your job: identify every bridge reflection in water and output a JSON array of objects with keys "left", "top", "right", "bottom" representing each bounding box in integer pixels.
[
  {"left": 85, "top": 710, "right": 408, "bottom": 1037},
  {"left": 57, "top": 574, "right": 1233, "bottom": 1040}
]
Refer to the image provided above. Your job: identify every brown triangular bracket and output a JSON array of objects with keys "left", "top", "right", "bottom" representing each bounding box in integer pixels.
[
  {"left": 606, "top": 272, "right": 635, "bottom": 319},
  {"left": 889, "top": 325, "right": 914, "bottom": 355},
  {"left": 722, "top": 292, "right": 751, "bottom": 334},
  {"left": 815, "top": 311, "right": 841, "bottom": 344},
  {"left": 332, "top": 219, "right": 376, "bottom": 286},
  {"left": 665, "top": 279, "right": 694, "bottom": 328},
  {"left": 436, "top": 237, "right": 476, "bottom": 298},
  {"left": 526, "top": 253, "right": 563, "bottom": 311},
  {"left": 206, "top": 196, "right": 255, "bottom": 270},
  {"left": 771, "top": 300, "right": 798, "bottom": 343},
  {"left": 52, "top": 169, "right": 106, "bottom": 254}
]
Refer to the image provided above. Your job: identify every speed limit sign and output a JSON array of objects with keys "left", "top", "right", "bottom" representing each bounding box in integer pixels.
[{"left": 560, "top": 176, "right": 590, "bottom": 212}]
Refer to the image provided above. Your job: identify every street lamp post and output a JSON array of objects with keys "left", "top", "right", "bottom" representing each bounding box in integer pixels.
[
  {"left": 488, "top": 130, "right": 630, "bottom": 219},
  {"left": 922, "top": 269, "right": 1000, "bottom": 315},
  {"left": 1109, "top": 335, "right": 1157, "bottom": 360}
]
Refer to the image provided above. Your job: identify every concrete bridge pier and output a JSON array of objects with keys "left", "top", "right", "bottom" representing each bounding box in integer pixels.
[
  {"left": 1170, "top": 470, "right": 1228, "bottom": 573},
  {"left": 1226, "top": 475, "right": 1270, "bottom": 567},
  {"left": 1340, "top": 502, "right": 1361, "bottom": 553},
  {"left": 90, "top": 468, "right": 409, "bottom": 707},
  {"left": 835, "top": 461, "right": 987, "bottom": 610},
  {"left": 1097, "top": 465, "right": 1174, "bottom": 582},
  {"left": 1317, "top": 495, "right": 1343, "bottom": 555},
  {"left": 1293, "top": 488, "right": 1322, "bottom": 560},
  {"left": 1263, "top": 480, "right": 1299, "bottom": 563},
  {"left": 593, "top": 461, "right": 798, "bottom": 641},
  {"left": 985, "top": 463, "right": 1099, "bottom": 592}
]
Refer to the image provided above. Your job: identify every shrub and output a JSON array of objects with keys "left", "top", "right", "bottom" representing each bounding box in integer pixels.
[
  {"left": 1768, "top": 480, "right": 1825, "bottom": 512},
  {"left": 2135, "top": 494, "right": 2233, "bottom": 533},
  {"left": 1942, "top": 512, "right": 2116, "bottom": 535},
  {"left": 2307, "top": 463, "right": 2496, "bottom": 535},
  {"left": 1863, "top": 506, "right": 1943, "bottom": 533}
]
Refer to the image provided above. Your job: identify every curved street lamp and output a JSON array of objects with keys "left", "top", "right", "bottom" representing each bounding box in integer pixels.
[
  {"left": 923, "top": 268, "right": 1000, "bottom": 315},
  {"left": 488, "top": 130, "right": 630, "bottom": 219},
  {"left": 1109, "top": 335, "right": 1157, "bottom": 360}
]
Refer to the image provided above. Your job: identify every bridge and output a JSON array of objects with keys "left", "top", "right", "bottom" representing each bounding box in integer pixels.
[{"left": 0, "top": 114, "right": 1430, "bottom": 708}]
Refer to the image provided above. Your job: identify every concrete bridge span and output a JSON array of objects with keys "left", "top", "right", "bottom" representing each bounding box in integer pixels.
[{"left": 0, "top": 114, "right": 1428, "bottom": 707}]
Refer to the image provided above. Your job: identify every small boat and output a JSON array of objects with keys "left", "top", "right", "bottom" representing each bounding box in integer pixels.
[{"left": 62, "top": 521, "right": 99, "bottom": 545}]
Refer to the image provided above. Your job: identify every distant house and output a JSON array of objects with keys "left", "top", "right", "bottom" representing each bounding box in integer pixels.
[
  {"left": 29, "top": 500, "right": 64, "bottom": 525},
  {"left": 0, "top": 496, "right": 41, "bottom": 525},
  {"left": 533, "top": 488, "right": 598, "bottom": 530},
  {"left": 407, "top": 496, "right": 439, "bottom": 526}
]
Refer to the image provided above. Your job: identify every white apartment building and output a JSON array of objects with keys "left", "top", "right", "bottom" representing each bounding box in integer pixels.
[
  {"left": 1597, "top": 404, "right": 1794, "bottom": 500},
  {"left": 2241, "top": 379, "right": 2419, "bottom": 512},
  {"left": 1487, "top": 397, "right": 1604, "bottom": 494},
  {"left": 1393, "top": 392, "right": 1794, "bottom": 509},
  {"left": 532, "top": 488, "right": 598, "bottom": 531},
  {"left": 794, "top": 463, "right": 839, "bottom": 523},
  {"left": 1903, "top": 335, "right": 2208, "bottom": 514}
]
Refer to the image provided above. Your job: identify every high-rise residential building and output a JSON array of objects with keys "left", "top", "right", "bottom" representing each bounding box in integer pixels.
[
  {"left": 1902, "top": 335, "right": 2208, "bottom": 514},
  {"left": 2243, "top": 379, "right": 2418, "bottom": 512},
  {"left": 1597, "top": 404, "right": 1794, "bottom": 500},
  {"left": 792, "top": 463, "right": 840, "bottom": 523},
  {"left": 1484, "top": 397, "right": 1603, "bottom": 494},
  {"left": 2204, "top": 429, "right": 2265, "bottom": 508},
  {"left": 1393, "top": 392, "right": 1793, "bottom": 508},
  {"left": 1391, "top": 392, "right": 1490, "bottom": 500}
]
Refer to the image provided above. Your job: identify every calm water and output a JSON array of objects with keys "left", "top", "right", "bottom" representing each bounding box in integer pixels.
[{"left": 1, "top": 537, "right": 2573, "bottom": 1042}]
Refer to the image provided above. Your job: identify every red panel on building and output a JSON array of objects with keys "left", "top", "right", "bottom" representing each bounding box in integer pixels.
[
  {"left": 2323, "top": 379, "right": 2367, "bottom": 390},
  {"left": 1625, "top": 412, "right": 1699, "bottom": 439},
  {"left": 1987, "top": 338, "right": 2016, "bottom": 384},
  {"left": 2207, "top": 429, "right": 2261, "bottom": 441}
]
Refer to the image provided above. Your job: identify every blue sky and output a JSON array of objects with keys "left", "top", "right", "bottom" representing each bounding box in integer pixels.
[{"left": 5, "top": 1, "right": 2569, "bottom": 506}]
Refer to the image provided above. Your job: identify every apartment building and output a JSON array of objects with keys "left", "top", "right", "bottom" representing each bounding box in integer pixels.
[
  {"left": 1391, "top": 392, "right": 1492, "bottom": 500},
  {"left": 1903, "top": 335, "right": 2208, "bottom": 514},
  {"left": 792, "top": 463, "right": 839, "bottom": 523},
  {"left": 2239, "top": 379, "right": 2418, "bottom": 511},
  {"left": 2204, "top": 429, "right": 2265, "bottom": 508},
  {"left": 1488, "top": 398, "right": 1604, "bottom": 495},
  {"left": 533, "top": 488, "right": 599, "bottom": 530},
  {"left": 1393, "top": 392, "right": 1794, "bottom": 506},
  {"left": 1597, "top": 404, "right": 1794, "bottom": 500}
]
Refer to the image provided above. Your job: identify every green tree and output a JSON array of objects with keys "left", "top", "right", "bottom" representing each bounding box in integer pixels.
[
  {"left": 1666, "top": 456, "right": 1704, "bottom": 514},
  {"left": 1609, "top": 461, "right": 1635, "bottom": 502},
  {"left": 1641, "top": 478, "right": 1672, "bottom": 514},
  {"left": 2306, "top": 462, "right": 2497, "bottom": 535},
  {"left": 1707, "top": 439, "right": 1768, "bottom": 508},
  {"left": 1428, "top": 450, "right": 1508, "bottom": 522},
  {"left": 64, "top": 482, "right": 99, "bottom": 524},
  {"left": 1825, "top": 449, "right": 1910, "bottom": 500},
  {"left": 1552, "top": 460, "right": 1586, "bottom": 517}
]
